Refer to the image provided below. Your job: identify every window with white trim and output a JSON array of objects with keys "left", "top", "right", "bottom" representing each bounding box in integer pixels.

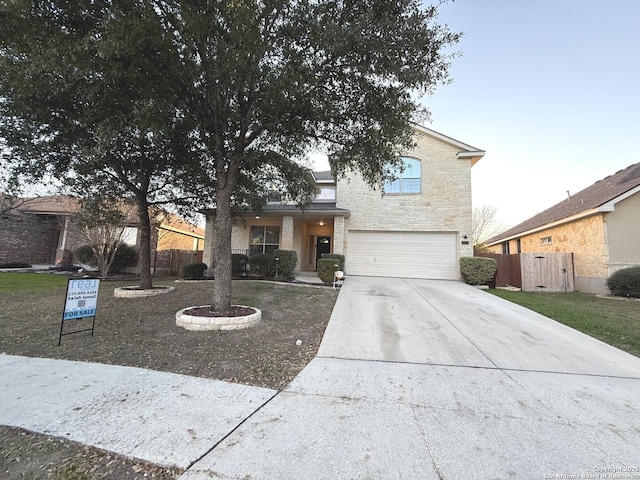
[
  {"left": 540, "top": 236, "right": 552, "bottom": 245},
  {"left": 384, "top": 157, "right": 422, "bottom": 194}
]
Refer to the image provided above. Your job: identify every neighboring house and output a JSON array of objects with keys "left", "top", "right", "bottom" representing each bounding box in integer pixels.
[
  {"left": 484, "top": 162, "right": 640, "bottom": 294},
  {"left": 0, "top": 195, "right": 204, "bottom": 269},
  {"left": 203, "top": 124, "right": 485, "bottom": 280}
]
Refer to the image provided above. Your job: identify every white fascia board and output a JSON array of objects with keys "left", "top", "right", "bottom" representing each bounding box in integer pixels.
[
  {"left": 486, "top": 208, "right": 601, "bottom": 246},
  {"left": 411, "top": 123, "right": 484, "bottom": 153},
  {"left": 598, "top": 185, "right": 640, "bottom": 212}
]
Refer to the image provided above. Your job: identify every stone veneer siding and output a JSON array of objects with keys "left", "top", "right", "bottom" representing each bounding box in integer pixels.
[
  {"left": 487, "top": 214, "right": 610, "bottom": 293},
  {"left": 516, "top": 215, "right": 608, "bottom": 279},
  {"left": 336, "top": 130, "right": 473, "bottom": 259}
]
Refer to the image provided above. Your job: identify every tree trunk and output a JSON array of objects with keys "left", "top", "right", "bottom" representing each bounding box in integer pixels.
[
  {"left": 136, "top": 198, "right": 153, "bottom": 290},
  {"left": 212, "top": 187, "right": 233, "bottom": 313}
]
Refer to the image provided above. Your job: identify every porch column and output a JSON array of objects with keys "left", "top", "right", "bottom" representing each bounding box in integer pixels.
[
  {"left": 333, "top": 216, "right": 344, "bottom": 255},
  {"left": 281, "top": 216, "right": 294, "bottom": 250}
]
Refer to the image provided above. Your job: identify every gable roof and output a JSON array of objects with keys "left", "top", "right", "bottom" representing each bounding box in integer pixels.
[
  {"left": 412, "top": 123, "right": 485, "bottom": 166},
  {"left": 487, "top": 162, "right": 640, "bottom": 245}
]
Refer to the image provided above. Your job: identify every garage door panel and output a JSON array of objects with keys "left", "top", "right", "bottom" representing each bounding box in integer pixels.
[{"left": 346, "top": 231, "right": 458, "bottom": 279}]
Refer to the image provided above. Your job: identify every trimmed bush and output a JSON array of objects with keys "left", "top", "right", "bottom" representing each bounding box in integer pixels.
[
  {"left": 317, "top": 257, "right": 341, "bottom": 284},
  {"left": 248, "top": 253, "right": 276, "bottom": 278},
  {"left": 321, "top": 253, "right": 345, "bottom": 272},
  {"left": 73, "top": 243, "right": 138, "bottom": 273},
  {"left": 232, "top": 254, "right": 249, "bottom": 277},
  {"left": 273, "top": 249, "right": 298, "bottom": 280},
  {"left": 110, "top": 244, "right": 137, "bottom": 272},
  {"left": 74, "top": 245, "right": 95, "bottom": 265},
  {"left": 460, "top": 256, "right": 497, "bottom": 285},
  {"left": 607, "top": 266, "right": 640, "bottom": 298},
  {"left": 182, "top": 262, "right": 208, "bottom": 279},
  {"left": 0, "top": 261, "right": 32, "bottom": 268}
]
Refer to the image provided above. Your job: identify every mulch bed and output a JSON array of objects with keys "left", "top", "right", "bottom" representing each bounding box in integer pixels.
[{"left": 182, "top": 305, "right": 256, "bottom": 317}]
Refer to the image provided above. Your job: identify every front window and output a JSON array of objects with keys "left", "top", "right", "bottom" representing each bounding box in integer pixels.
[
  {"left": 249, "top": 226, "right": 280, "bottom": 255},
  {"left": 384, "top": 157, "right": 421, "bottom": 194}
]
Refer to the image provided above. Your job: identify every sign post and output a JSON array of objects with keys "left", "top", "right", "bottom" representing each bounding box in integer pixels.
[{"left": 59, "top": 278, "right": 101, "bottom": 345}]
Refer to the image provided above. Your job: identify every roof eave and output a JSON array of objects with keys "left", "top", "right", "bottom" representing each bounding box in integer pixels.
[
  {"left": 597, "top": 184, "right": 640, "bottom": 212},
  {"left": 485, "top": 208, "right": 601, "bottom": 246},
  {"left": 456, "top": 150, "right": 486, "bottom": 166},
  {"left": 411, "top": 123, "right": 484, "bottom": 153}
]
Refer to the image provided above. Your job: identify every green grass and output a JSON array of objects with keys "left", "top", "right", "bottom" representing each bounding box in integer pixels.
[
  {"left": 488, "top": 290, "right": 640, "bottom": 357},
  {"left": 0, "top": 272, "right": 71, "bottom": 291}
]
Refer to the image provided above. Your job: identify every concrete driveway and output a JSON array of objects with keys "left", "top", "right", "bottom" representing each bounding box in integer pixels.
[{"left": 186, "top": 277, "right": 640, "bottom": 479}]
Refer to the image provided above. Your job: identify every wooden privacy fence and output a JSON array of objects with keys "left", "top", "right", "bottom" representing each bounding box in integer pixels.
[
  {"left": 155, "top": 249, "right": 203, "bottom": 276},
  {"left": 476, "top": 251, "right": 575, "bottom": 292},
  {"left": 520, "top": 253, "right": 575, "bottom": 292}
]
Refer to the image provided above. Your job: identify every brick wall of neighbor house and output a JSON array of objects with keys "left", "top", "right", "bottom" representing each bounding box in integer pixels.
[
  {"left": 336, "top": 131, "right": 473, "bottom": 257},
  {"left": 156, "top": 228, "right": 203, "bottom": 252},
  {"left": 0, "top": 213, "right": 60, "bottom": 264}
]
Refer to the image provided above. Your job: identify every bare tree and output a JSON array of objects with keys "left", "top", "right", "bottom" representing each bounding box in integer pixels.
[
  {"left": 472, "top": 205, "right": 506, "bottom": 247},
  {"left": 76, "top": 199, "right": 126, "bottom": 279}
]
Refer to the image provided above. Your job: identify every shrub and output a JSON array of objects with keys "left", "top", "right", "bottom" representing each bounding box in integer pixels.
[
  {"left": 248, "top": 253, "right": 276, "bottom": 278},
  {"left": 49, "top": 264, "right": 82, "bottom": 272},
  {"left": 460, "top": 256, "right": 497, "bottom": 285},
  {"left": 74, "top": 243, "right": 137, "bottom": 273},
  {"left": 273, "top": 249, "right": 298, "bottom": 280},
  {"left": 110, "top": 244, "right": 137, "bottom": 272},
  {"left": 0, "top": 261, "right": 31, "bottom": 268},
  {"left": 607, "top": 266, "right": 640, "bottom": 298},
  {"left": 321, "top": 253, "right": 345, "bottom": 273},
  {"left": 182, "top": 262, "right": 208, "bottom": 279},
  {"left": 232, "top": 254, "right": 249, "bottom": 277},
  {"left": 74, "top": 245, "right": 95, "bottom": 265},
  {"left": 317, "top": 257, "right": 342, "bottom": 284}
]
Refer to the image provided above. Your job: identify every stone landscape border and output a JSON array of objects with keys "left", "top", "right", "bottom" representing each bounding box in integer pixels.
[{"left": 175, "top": 305, "right": 261, "bottom": 331}]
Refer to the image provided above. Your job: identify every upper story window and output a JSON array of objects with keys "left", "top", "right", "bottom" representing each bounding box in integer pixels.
[
  {"left": 384, "top": 157, "right": 421, "bottom": 194},
  {"left": 540, "top": 236, "right": 552, "bottom": 245},
  {"left": 316, "top": 186, "right": 336, "bottom": 201}
]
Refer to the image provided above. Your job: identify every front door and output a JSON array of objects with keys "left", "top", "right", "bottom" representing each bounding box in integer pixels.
[{"left": 315, "top": 236, "right": 332, "bottom": 268}]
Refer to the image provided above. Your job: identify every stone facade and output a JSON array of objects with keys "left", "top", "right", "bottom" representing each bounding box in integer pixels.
[
  {"left": 487, "top": 214, "right": 610, "bottom": 293},
  {"left": 336, "top": 131, "right": 473, "bottom": 259},
  {"left": 204, "top": 125, "right": 481, "bottom": 275}
]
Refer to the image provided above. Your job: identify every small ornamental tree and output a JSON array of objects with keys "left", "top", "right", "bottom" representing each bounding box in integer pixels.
[{"left": 75, "top": 199, "right": 127, "bottom": 279}]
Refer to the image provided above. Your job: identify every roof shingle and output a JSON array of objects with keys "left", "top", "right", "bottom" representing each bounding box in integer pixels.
[{"left": 487, "top": 162, "right": 640, "bottom": 244}]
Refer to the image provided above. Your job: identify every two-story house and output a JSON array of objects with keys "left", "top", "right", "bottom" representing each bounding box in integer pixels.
[{"left": 203, "top": 124, "right": 484, "bottom": 280}]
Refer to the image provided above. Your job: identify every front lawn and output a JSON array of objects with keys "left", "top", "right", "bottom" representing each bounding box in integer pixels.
[
  {"left": 0, "top": 272, "right": 71, "bottom": 291},
  {"left": 0, "top": 274, "right": 339, "bottom": 389},
  {"left": 488, "top": 290, "right": 640, "bottom": 357}
]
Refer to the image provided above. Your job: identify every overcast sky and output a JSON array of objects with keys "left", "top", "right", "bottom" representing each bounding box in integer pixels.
[{"left": 314, "top": 1, "right": 640, "bottom": 229}]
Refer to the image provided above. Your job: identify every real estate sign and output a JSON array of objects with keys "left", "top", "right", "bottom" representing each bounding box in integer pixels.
[
  {"left": 63, "top": 279, "right": 100, "bottom": 320},
  {"left": 59, "top": 278, "right": 100, "bottom": 345}
]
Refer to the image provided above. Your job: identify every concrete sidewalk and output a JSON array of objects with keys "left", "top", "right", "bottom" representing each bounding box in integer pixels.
[{"left": 2, "top": 277, "right": 640, "bottom": 479}]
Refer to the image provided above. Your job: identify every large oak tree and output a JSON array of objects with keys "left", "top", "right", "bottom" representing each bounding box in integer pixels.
[
  {"left": 0, "top": 0, "right": 192, "bottom": 289},
  {"left": 159, "top": 0, "right": 460, "bottom": 312},
  {"left": 1, "top": 0, "right": 460, "bottom": 312}
]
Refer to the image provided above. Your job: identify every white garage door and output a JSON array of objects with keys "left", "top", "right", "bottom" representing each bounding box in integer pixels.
[{"left": 346, "top": 231, "right": 458, "bottom": 279}]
